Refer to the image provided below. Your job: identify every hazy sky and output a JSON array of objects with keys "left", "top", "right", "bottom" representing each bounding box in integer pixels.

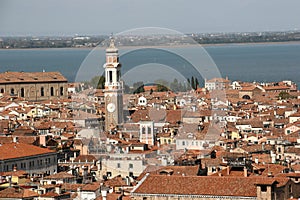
[{"left": 1, "top": 0, "right": 300, "bottom": 36}]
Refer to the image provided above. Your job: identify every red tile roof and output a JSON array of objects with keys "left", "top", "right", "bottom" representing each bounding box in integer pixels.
[
  {"left": 74, "top": 155, "right": 97, "bottom": 162},
  {"left": 132, "top": 174, "right": 287, "bottom": 197},
  {"left": 0, "top": 142, "right": 55, "bottom": 160},
  {"left": 44, "top": 171, "right": 76, "bottom": 180},
  {"left": 0, "top": 71, "right": 67, "bottom": 84},
  {"left": 0, "top": 187, "right": 38, "bottom": 198}
]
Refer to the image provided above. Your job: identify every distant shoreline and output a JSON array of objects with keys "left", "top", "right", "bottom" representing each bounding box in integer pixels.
[{"left": 1, "top": 41, "right": 300, "bottom": 51}]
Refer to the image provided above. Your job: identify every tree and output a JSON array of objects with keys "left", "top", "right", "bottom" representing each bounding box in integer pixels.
[
  {"left": 191, "top": 76, "right": 195, "bottom": 90},
  {"left": 278, "top": 91, "right": 293, "bottom": 99},
  {"left": 187, "top": 78, "right": 191, "bottom": 90},
  {"left": 195, "top": 77, "right": 199, "bottom": 90},
  {"left": 170, "top": 78, "right": 179, "bottom": 92},
  {"left": 97, "top": 76, "right": 105, "bottom": 89},
  {"left": 132, "top": 81, "right": 145, "bottom": 94},
  {"left": 86, "top": 76, "right": 105, "bottom": 89},
  {"left": 155, "top": 79, "right": 169, "bottom": 92},
  {"left": 124, "top": 84, "right": 130, "bottom": 93},
  {"left": 150, "top": 88, "right": 154, "bottom": 94}
]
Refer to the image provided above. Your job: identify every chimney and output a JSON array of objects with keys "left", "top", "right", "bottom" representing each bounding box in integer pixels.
[
  {"left": 77, "top": 187, "right": 81, "bottom": 198},
  {"left": 227, "top": 166, "right": 231, "bottom": 175},
  {"left": 267, "top": 172, "right": 273, "bottom": 177},
  {"left": 125, "top": 176, "right": 130, "bottom": 186},
  {"left": 13, "top": 166, "right": 17, "bottom": 172},
  {"left": 101, "top": 186, "right": 109, "bottom": 200},
  {"left": 13, "top": 136, "right": 18, "bottom": 143},
  {"left": 55, "top": 185, "right": 61, "bottom": 194},
  {"left": 255, "top": 158, "right": 259, "bottom": 164},
  {"left": 39, "top": 135, "right": 46, "bottom": 147},
  {"left": 243, "top": 167, "right": 248, "bottom": 177},
  {"left": 8, "top": 176, "right": 12, "bottom": 188}
]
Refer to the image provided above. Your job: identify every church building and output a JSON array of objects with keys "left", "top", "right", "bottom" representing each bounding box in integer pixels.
[{"left": 0, "top": 71, "right": 68, "bottom": 101}]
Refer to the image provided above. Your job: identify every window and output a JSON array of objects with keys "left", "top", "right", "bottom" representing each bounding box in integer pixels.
[
  {"left": 106, "top": 172, "right": 112, "bottom": 177},
  {"left": 21, "top": 163, "right": 26, "bottom": 169},
  {"left": 182, "top": 141, "right": 185, "bottom": 146},
  {"left": 261, "top": 185, "right": 267, "bottom": 192},
  {"left": 0, "top": 88, "right": 4, "bottom": 93},
  {"left": 109, "top": 71, "right": 113, "bottom": 83},
  {"left": 117, "top": 163, "right": 121, "bottom": 168},
  {"left": 29, "top": 161, "right": 34, "bottom": 167},
  {"left": 10, "top": 88, "right": 14, "bottom": 95},
  {"left": 60, "top": 87, "right": 64, "bottom": 96},
  {"left": 20, "top": 88, "right": 25, "bottom": 97},
  {"left": 129, "top": 163, "right": 133, "bottom": 169},
  {"left": 50, "top": 87, "right": 54, "bottom": 96},
  {"left": 41, "top": 87, "right": 44, "bottom": 96}
]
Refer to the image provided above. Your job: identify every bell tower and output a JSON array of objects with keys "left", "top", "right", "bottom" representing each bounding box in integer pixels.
[{"left": 103, "top": 36, "right": 123, "bottom": 131}]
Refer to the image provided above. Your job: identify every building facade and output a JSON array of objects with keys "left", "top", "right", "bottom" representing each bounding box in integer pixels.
[
  {"left": 0, "top": 143, "right": 57, "bottom": 176},
  {"left": 205, "top": 77, "right": 230, "bottom": 91},
  {"left": 0, "top": 71, "right": 68, "bottom": 101},
  {"left": 103, "top": 37, "right": 124, "bottom": 131}
]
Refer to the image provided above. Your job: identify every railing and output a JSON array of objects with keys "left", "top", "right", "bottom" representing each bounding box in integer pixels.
[{"left": 105, "top": 82, "right": 123, "bottom": 90}]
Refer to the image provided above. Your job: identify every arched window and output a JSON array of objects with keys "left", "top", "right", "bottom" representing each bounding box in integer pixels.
[
  {"left": 20, "top": 88, "right": 25, "bottom": 97},
  {"left": 10, "top": 88, "right": 14, "bottom": 95},
  {"left": 41, "top": 87, "right": 44, "bottom": 97},
  {"left": 50, "top": 87, "right": 54, "bottom": 96},
  {"left": 242, "top": 95, "right": 251, "bottom": 100},
  {"left": 0, "top": 88, "right": 4, "bottom": 93}
]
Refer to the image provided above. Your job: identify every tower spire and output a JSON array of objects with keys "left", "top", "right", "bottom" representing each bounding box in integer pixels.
[{"left": 109, "top": 33, "right": 115, "bottom": 48}]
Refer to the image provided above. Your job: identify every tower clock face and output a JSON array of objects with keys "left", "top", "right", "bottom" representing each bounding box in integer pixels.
[{"left": 107, "top": 103, "right": 116, "bottom": 113}]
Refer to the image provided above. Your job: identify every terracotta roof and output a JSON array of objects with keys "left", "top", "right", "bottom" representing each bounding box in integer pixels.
[
  {"left": 285, "top": 146, "right": 300, "bottom": 154},
  {"left": 43, "top": 171, "right": 75, "bottom": 180},
  {"left": 132, "top": 174, "right": 288, "bottom": 197},
  {"left": 74, "top": 155, "right": 97, "bottom": 162},
  {"left": 291, "top": 164, "right": 300, "bottom": 171},
  {"left": 0, "top": 170, "right": 28, "bottom": 177},
  {"left": 0, "top": 187, "right": 38, "bottom": 198},
  {"left": 290, "top": 111, "right": 300, "bottom": 117},
  {"left": 0, "top": 71, "right": 67, "bottom": 84},
  {"left": 81, "top": 182, "right": 101, "bottom": 191},
  {"left": 40, "top": 191, "right": 70, "bottom": 198},
  {"left": 155, "top": 165, "right": 200, "bottom": 176},
  {"left": 104, "top": 175, "right": 127, "bottom": 187},
  {"left": 0, "top": 142, "right": 55, "bottom": 160}
]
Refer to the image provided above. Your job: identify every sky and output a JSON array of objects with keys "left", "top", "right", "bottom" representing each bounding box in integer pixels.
[{"left": 0, "top": 0, "right": 300, "bottom": 36}]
